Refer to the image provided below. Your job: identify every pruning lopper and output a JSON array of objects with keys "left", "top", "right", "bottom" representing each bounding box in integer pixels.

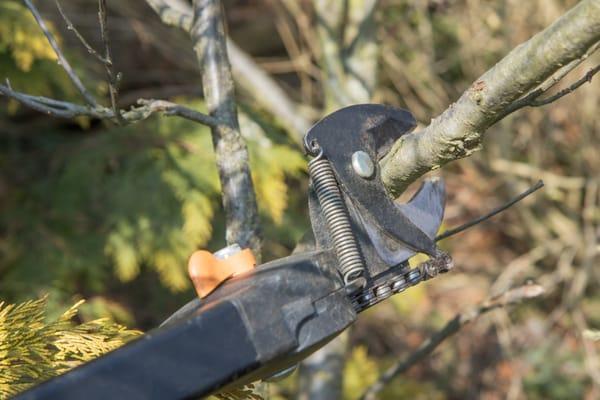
[{"left": 17, "top": 104, "right": 455, "bottom": 399}]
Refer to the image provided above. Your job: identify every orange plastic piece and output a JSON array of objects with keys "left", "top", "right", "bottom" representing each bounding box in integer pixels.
[{"left": 187, "top": 248, "right": 256, "bottom": 298}]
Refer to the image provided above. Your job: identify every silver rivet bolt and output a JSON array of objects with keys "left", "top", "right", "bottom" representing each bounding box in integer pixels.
[
  {"left": 392, "top": 278, "right": 407, "bottom": 293},
  {"left": 351, "top": 151, "right": 375, "bottom": 178},
  {"left": 376, "top": 285, "right": 392, "bottom": 300},
  {"left": 407, "top": 269, "right": 421, "bottom": 285}
]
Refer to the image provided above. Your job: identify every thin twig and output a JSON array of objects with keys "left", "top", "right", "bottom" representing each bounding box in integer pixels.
[
  {"left": 359, "top": 284, "right": 545, "bottom": 400},
  {"left": 23, "top": 0, "right": 97, "bottom": 107},
  {"left": 436, "top": 180, "right": 545, "bottom": 241},
  {"left": 529, "top": 64, "right": 600, "bottom": 106},
  {"left": 135, "top": 99, "right": 221, "bottom": 126},
  {"left": 98, "top": 0, "right": 125, "bottom": 124},
  {"left": 54, "top": 0, "right": 108, "bottom": 64},
  {"left": 500, "top": 41, "right": 600, "bottom": 118}
]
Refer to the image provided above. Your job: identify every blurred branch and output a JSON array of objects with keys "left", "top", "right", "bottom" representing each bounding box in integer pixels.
[
  {"left": 190, "top": 0, "right": 261, "bottom": 254},
  {"left": 23, "top": 0, "right": 97, "bottom": 107},
  {"left": 296, "top": 334, "right": 348, "bottom": 400},
  {"left": 314, "top": 0, "right": 380, "bottom": 109},
  {"left": 144, "top": 0, "right": 311, "bottom": 142},
  {"left": 381, "top": 0, "right": 600, "bottom": 196},
  {"left": 360, "top": 284, "right": 545, "bottom": 400}
]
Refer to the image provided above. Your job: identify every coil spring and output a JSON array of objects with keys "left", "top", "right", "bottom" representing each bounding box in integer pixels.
[{"left": 308, "top": 150, "right": 365, "bottom": 285}]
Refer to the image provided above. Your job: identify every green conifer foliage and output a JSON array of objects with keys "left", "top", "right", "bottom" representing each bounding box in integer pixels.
[
  {"left": 1, "top": 103, "right": 306, "bottom": 305},
  {"left": 0, "top": 297, "right": 140, "bottom": 399}
]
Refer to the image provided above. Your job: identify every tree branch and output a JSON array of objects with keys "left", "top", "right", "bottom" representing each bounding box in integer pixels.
[
  {"left": 97, "top": 0, "right": 125, "bottom": 124},
  {"left": 380, "top": 0, "right": 600, "bottom": 196},
  {"left": 23, "top": 0, "right": 97, "bottom": 107},
  {"left": 0, "top": 81, "right": 219, "bottom": 126},
  {"left": 499, "top": 41, "right": 600, "bottom": 117},
  {"left": 528, "top": 64, "right": 600, "bottom": 106},
  {"left": 54, "top": 0, "right": 109, "bottom": 64},
  {"left": 3, "top": 1, "right": 219, "bottom": 128},
  {"left": 144, "top": 0, "right": 311, "bottom": 142},
  {"left": 359, "top": 283, "right": 545, "bottom": 400},
  {"left": 190, "top": 0, "right": 261, "bottom": 255}
]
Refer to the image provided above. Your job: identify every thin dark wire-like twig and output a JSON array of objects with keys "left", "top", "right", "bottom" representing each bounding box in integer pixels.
[
  {"left": 436, "top": 180, "right": 545, "bottom": 241},
  {"left": 23, "top": 0, "right": 97, "bottom": 107}
]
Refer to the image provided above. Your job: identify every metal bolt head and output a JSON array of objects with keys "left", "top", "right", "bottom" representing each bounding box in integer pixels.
[
  {"left": 351, "top": 151, "right": 375, "bottom": 178},
  {"left": 392, "top": 277, "right": 407, "bottom": 293},
  {"left": 375, "top": 285, "right": 392, "bottom": 300},
  {"left": 407, "top": 269, "right": 421, "bottom": 285}
]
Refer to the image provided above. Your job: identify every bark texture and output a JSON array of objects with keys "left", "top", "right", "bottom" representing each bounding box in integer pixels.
[{"left": 191, "top": 0, "right": 261, "bottom": 255}]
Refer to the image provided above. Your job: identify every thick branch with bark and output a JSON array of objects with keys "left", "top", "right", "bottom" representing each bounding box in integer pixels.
[
  {"left": 381, "top": 0, "right": 600, "bottom": 196},
  {"left": 190, "top": 0, "right": 261, "bottom": 255}
]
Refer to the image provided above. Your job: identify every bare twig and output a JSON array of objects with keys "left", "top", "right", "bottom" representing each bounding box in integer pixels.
[
  {"left": 529, "top": 64, "right": 600, "bottom": 106},
  {"left": 23, "top": 0, "right": 97, "bottom": 107},
  {"left": 380, "top": 0, "right": 600, "bottom": 196},
  {"left": 500, "top": 41, "right": 600, "bottom": 117},
  {"left": 98, "top": 0, "right": 125, "bottom": 124},
  {"left": 190, "top": 0, "right": 261, "bottom": 255},
  {"left": 135, "top": 99, "right": 220, "bottom": 126},
  {"left": 359, "top": 284, "right": 545, "bottom": 400},
  {"left": 54, "top": 0, "right": 108, "bottom": 64},
  {"left": 144, "top": 0, "right": 311, "bottom": 142}
]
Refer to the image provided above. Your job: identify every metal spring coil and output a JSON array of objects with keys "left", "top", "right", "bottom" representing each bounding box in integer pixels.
[{"left": 308, "top": 153, "right": 365, "bottom": 285}]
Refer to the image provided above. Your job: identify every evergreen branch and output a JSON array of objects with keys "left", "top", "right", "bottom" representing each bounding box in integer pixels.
[{"left": 0, "top": 297, "right": 140, "bottom": 398}]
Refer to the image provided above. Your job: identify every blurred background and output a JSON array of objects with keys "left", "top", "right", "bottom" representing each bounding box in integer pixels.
[{"left": 0, "top": 0, "right": 598, "bottom": 399}]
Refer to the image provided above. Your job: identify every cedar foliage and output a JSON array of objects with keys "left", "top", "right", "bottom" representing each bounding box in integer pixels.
[{"left": 0, "top": 297, "right": 140, "bottom": 399}]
